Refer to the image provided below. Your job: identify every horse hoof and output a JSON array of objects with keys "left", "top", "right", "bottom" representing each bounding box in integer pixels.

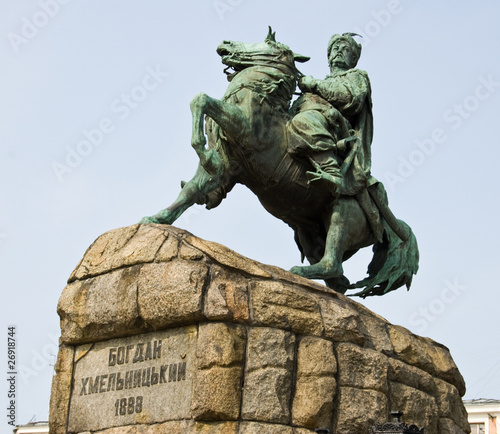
[
  {"left": 290, "top": 262, "right": 343, "bottom": 280},
  {"left": 139, "top": 216, "right": 158, "bottom": 224},
  {"left": 324, "top": 275, "right": 350, "bottom": 294},
  {"left": 290, "top": 266, "right": 306, "bottom": 277}
]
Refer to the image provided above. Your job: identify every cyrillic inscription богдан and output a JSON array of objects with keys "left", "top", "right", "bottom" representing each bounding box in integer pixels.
[{"left": 67, "top": 327, "right": 195, "bottom": 432}]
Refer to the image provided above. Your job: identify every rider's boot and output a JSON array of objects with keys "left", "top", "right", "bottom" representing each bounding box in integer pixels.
[{"left": 306, "top": 155, "right": 343, "bottom": 195}]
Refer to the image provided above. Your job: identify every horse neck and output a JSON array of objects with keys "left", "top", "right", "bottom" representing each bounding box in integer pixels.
[{"left": 224, "top": 65, "right": 296, "bottom": 113}]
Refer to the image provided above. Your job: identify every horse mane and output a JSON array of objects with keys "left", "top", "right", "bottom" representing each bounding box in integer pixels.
[{"left": 251, "top": 68, "right": 296, "bottom": 113}]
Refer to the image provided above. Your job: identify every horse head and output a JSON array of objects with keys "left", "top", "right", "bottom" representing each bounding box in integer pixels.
[{"left": 216, "top": 27, "right": 309, "bottom": 82}]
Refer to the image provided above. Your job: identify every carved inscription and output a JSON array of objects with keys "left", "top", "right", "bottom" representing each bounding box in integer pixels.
[
  {"left": 78, "top": 340, "right": 187, "bottom": 396},
  {"left": 68, "top": 327, "right": 196, "bottom": 433}
]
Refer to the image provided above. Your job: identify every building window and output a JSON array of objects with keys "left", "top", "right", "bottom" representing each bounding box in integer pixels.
[{"left": 470, "top": 423, "right": 485, "bottom": 434}]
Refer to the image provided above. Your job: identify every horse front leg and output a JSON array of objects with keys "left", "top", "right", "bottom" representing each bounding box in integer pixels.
[
  {"left": 140, "top": 164, "right": 222, "bottom": 225},
  {"left": 140, "top": 182, "right": 197, "bottom": 225},
  {"left": 190, "top": 92, "right": 247, "bottom": 175}
]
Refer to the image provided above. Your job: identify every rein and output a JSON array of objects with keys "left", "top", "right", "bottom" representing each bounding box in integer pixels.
[
  {"left": 223, "top": 50, "right": 303, "bottom": 79},
  {"left": 226, "top": 57, "right": 301, "bottom": 78},
  {"left": 223, "top": 79, "right": 286, "bottom": 105}
]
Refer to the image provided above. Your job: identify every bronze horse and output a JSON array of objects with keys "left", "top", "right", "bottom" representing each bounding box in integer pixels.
[{"left": 141, "top": 29, "right": 418, "bottom": 297}]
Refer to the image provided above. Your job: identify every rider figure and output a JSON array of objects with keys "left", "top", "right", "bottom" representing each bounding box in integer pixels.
[{"left": 288, "top": 33, "right": 376, "bottom": 198}]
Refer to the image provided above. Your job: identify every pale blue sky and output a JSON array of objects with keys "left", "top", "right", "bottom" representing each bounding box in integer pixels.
[{"left": 1, "top": 0, "right": 500, "bottom": 425}]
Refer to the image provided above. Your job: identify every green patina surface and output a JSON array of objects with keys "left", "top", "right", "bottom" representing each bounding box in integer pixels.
[{"left": 141, "top": 28, "right": 418, "bottom": 297}]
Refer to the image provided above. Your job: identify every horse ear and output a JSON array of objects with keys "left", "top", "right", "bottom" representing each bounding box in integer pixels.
[
  {"left": 265, "top": 26, "right": 276, "bottom": 42},
  {"left": 293, "top": 52, "right": 310, "bottom": 63}
]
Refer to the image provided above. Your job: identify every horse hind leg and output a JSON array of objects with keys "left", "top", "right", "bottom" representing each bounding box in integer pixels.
[
  {"left": 323, "top": 249, "right": 359, "bottom": 293},
  {"left": 290, "top": 207, "right": 348, "bottom": 281},
  {"left": 290, "top": 198, "right": 373, "bottom": 289},
  {"left": 290, "top": 232, "right": 345, "bottom": 281}
]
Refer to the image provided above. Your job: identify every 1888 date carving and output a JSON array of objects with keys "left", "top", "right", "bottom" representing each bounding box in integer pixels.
[
  {"left": 114, "top": 396, "right": 143, "bottom": 416},
  {"left": 67, "top": 327, "right": 196, "bottom": 433}
]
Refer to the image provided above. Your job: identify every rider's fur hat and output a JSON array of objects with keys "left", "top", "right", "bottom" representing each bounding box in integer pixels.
[{"left": 327, "top": 33, "right": 362, "bottom": 67}]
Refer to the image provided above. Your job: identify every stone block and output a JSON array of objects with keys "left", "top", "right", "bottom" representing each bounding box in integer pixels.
[
  {"left": 292, "top": 376, "right": 336, "bottom": 429},
  {"left": 434, "top": 378, "right": 470, "bottom": 433},
  {"left": 196, "top": 323, "right": 246, "bottom": 369},
  {"left": 389, "top": 382, "right": 439, "bottom": 432},
  {"left": 142, "top": 421, "right": 190, "bottom": 433},
  {"left": 92, "top": 421, "right": 187, "bottom": 433},
  {"left": 358, "top": 313, "right": 394, "bottom": 354},
  {"left": 335, "top": 387, "right": 388, "bottom": 434},
  {"left": 319, "top": 297, "right": 365, "bottom": 345},
  {"left": 191, "top": 366, "right": 243, "bottom": 421},
  {"left": 93, "top": 420, "right": 239, "bottom": 434},
  {"left": 204, "top": 265, "right": 249, "bottom": 322},
  {"left": 292, "top": 337, "right": 337, "bottom": 429},
  {"left": 257, "top": 260, "right": 336, "bottom": 295},
  {"left": 336, "top": 343, "right": 389, "bottom": 393},
  {"left": 93, "top": 425, "right": 153, "bottom": 434},
  {"left": 190, "top": 324, "right": 246, "bottom": 422},
  {"left": 240, "top": 421, "right": 294, "bottom": 433},
  {"left": 250, "top": 281, "right": 323, "bottom": 335},
  {"left": 388, "top": 325, "right": 433, "bottom": 372},
  {"left": 296, "top": 336, "right": 337, "bottom": 376},
  {"left": 153, "top": 231, "right": 179, "bottom": 262},
  {"left": 184, "top": 235, "right": 272, "bottom": 278},
  {"left": 187, "top": 421, "right": 239, "bottom": 433},
  {"left": 69, "top": 225, "right": 168, "bottom": 282},
  {"left": 242, "top": 367, "right": 293, "bottom": 424},
  {"left": 426, "top": 341, "right": 466, "bottom": 396},
  {"left": 49, "top": 345, "right": 74, "bottom": 434},
  {"left": 137, "top": 261, "right": 208, "bottom": 329},
  {"left": 179, "top": 241, "right": 206, "bottom": 261},
  {"left": 58, "top": 266, "right": 144, "bottom": 344},
  {"left": 387, "top": 357, "right": 437, "bottom": 396},
  {"left": 242, "top": 327, "right": 295, "bottom": 423},
  {"left": 245, "top": 327, "right": 295, "bottom": 372},
  {"left": 438, "top": 418, "right": 470, "bottom": 434}
]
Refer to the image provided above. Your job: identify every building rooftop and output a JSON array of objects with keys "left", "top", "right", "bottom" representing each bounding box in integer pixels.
[
  {"left": 13, "top": 421, "right": 49, "bottom": 434},
  {"left": 464, "top": 398, "right": 500, "bottom": 405}
]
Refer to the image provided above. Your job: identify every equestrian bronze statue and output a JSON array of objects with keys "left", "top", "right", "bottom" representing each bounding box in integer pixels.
[{"left": 141, "top": 28, "right": 419, "bottom": 297}]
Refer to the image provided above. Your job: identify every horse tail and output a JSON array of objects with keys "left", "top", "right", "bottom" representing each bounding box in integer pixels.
[{"left": 351, "top": 218, "right": 419, "bottom": 298}]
